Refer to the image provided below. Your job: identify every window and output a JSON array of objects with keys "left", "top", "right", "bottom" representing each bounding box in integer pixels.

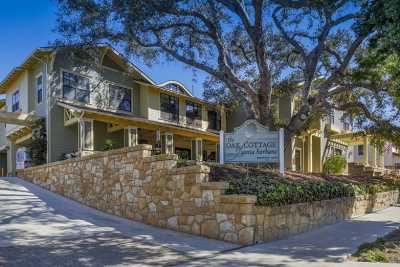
[
  {"left": 161, "top": 133, "right": 174, "bottom": 154},
  {"left": 11, "top": 91, "right": 20, "bottom": 112},
  {"left": 160, "top": 93, "right": 179, "bottom": 122},
  {"left": 358, "top": 145, "right": 364, "bottom": 156},
  {"left": 62, "top": 71, "right": 90, "bottom": 103},
  {"left": 124, "top": 127, "right": 138, "bottom": 147},
  {"left": 191, "top": 138, "right": 203, "bottom": 161},
  {"left": 36, "top": 75, "right": 43, "bottom": 104},
  {"left": 186, "top": 101, "right": 202, "bottom": 125},
  {"left": 207, "top": 110, "right": 221, "bottom": 130},
  {"left": 79, "top": 120, "right": 93, "bottom": 150},
  {"left": 109, "top": 84, "right": 132, "bottom": 112}
]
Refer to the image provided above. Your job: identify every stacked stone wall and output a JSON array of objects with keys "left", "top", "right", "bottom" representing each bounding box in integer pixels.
[{"left": 18, "top": 145, "right": 399, "bottom": 245}]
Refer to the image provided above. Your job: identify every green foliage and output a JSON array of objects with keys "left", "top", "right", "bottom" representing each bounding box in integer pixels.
[
  {"left": 356, "top": 248, "right": 389, "bottom": 263},
  {"left": 27, "top": 119, "right": 47, "bottom": 166},
  {"left": 226, "top": 175, "right": 400, "bottom": 207},
  {"left": 103, "top": 139, "right": 114, "bottom": 151},
  {"left": 324, "top": 155, "right": 347, "bottom": 174}
]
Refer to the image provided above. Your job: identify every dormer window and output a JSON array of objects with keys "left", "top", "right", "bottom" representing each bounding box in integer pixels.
[
  {"left": 11, "top": 91, "right": 20, "bottom": 112},
  {"left": 62, "top": 71, "right": 90, "bottom": 103}
]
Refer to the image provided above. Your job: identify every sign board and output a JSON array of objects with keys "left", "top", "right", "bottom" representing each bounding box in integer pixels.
[{"left": 219, "top": 120, "right": 285, "bottom": 174}]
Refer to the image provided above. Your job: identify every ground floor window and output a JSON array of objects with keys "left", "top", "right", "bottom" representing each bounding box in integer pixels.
[
  {"left": 161, "top": 133, "right": 174, "bottom": 154},
  {"left": 79, "top": 119, "right": 93, "bottom": 151},
  {"left": 124, "top": 127, "right": 138, "bottom": 147},
  {"left": 191, "top": 138, "right": 203, "bottom": 161}
]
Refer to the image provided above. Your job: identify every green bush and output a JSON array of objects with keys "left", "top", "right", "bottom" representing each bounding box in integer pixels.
[
  {"left": 226, "top": 175, "right": 400, "bottom": 206},
  {"left": 103, "top": 139, "right": 114, "bottom": 151},
  {"left": 324, "top": 155, "right": 347, "bottom": 174}
]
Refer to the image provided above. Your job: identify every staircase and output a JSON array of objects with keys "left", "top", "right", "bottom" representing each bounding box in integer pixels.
[{"left": 348, "top": 163, "right": 385, "bottom": 177}]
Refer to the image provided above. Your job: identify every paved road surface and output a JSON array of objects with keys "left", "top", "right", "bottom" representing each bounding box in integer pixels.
[{"left": 0, "top": 177, "right": 399, "bottom": 267}]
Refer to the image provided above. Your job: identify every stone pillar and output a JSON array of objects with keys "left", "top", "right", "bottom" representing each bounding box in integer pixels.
[{"left": 363, "top": 136, "right": 369, "bottom": 166}]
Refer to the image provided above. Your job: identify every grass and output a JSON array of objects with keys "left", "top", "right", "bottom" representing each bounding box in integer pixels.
[{"left": 351, "top": 228, "right": 400, "bottom": 263}]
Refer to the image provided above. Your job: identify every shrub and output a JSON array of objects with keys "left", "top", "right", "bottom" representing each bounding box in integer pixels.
[
  {"left": 324, "top": 155, "right": 347, "bottom": 174},
  {"left": 226, "top": 176, "right": 355, "bottom": 206},
  {"left": 226, "top": 175, "right": 400, "bottom": 206},
  {"left": 103, "top": 139, "right": 114, "bottom": 151}
]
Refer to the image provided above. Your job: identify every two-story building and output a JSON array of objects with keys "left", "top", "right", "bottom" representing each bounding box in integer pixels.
[{"left": 0, "top": 45, "right": 226, "bottom": 175}]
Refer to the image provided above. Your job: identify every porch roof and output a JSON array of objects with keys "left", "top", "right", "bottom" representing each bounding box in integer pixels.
[{"left": 57, "top": 99, "right": 219, "bottom": 142}]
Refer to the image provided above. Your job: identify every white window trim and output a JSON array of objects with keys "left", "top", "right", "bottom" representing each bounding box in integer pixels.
[
  {"left": 36, "top": 72, "right": 44, "bottom": 104},
  {"left": 79, "top": 119, "right": 94, "bottom": 151},
  {"left": 11, "top": 90, "right": 20, "bottom": 112},
  {"left": 124, "top": 126, "right": 138, "bottom": 147},
  {"left": 191, "top": 138, "right": 203, "bottom": 161},
  {"left": 162, "top": 132, "right": 174, "bottom": 154}
]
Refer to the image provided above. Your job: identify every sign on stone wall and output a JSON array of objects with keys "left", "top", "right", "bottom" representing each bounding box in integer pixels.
[{"left": 219, "top": 120, "right": 284, "bottom": 173}]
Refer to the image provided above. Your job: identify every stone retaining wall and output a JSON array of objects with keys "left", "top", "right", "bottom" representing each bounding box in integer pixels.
[{"left": 17, "top": 145, "right": 399, "bottom": 245}]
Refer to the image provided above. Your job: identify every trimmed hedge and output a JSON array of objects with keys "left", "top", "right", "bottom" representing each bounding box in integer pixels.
[{"left": 226, "top": 176, "right": 400, "bottom": 206}]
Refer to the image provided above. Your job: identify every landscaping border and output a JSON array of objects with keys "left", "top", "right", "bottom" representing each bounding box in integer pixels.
[{"left": 17, "top": 145, "right": 399, "bottom": 245}]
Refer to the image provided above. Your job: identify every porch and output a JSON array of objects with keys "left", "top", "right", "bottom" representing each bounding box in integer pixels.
[
  {"left": 331, "top": 132, "right": 386, "bottom": 176},
  {"left": 60, "top": 102, "right": 219, "bottom": 162}
]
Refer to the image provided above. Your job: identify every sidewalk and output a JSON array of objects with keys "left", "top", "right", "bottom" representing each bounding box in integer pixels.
[{"left": 178, "top": 206, "right": 400, "bottom": 266}]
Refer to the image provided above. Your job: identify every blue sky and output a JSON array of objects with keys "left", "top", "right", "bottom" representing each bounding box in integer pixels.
[{"left": 0, "top": 0, "right": 206, "bottom": 98}]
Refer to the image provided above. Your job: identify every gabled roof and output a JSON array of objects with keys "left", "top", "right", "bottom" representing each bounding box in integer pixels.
[
  {"left": 0, "top": 47, "right": 54, "bottom": 93},
  {"left": 101, "top": 45, "right": 156, "bottom": 85},
  {"left": 0, "top": 44, "right": 157, "bottom": 93}
]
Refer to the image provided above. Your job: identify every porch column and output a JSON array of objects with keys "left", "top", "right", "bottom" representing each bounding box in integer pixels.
[
  {"left": 372, "top": 145, "right": 378, "bottom": 167},
  {"left": 379, "top": 149, "right": 385, "bottom": 167},
  {"left": 307, "top": 134, "right": 313, "bottom": 172},
  {"left": 363, "top": 136, "right": 369, "bottom": 166}
]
